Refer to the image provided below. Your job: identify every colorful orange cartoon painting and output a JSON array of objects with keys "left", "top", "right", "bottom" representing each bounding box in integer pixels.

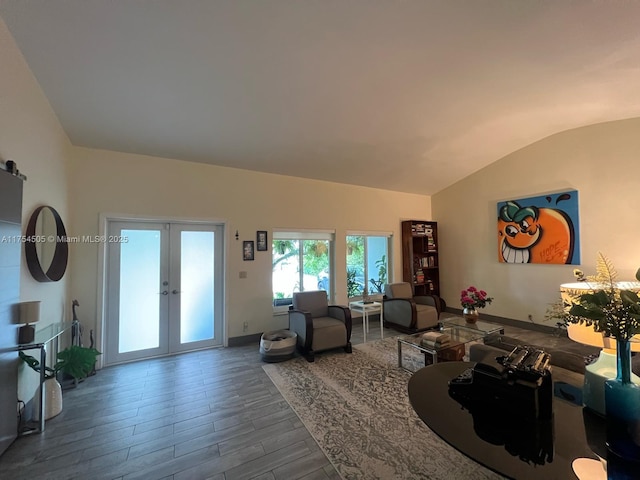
[{"left": 497, "top": 191, "right": 579, "bottom": 264}]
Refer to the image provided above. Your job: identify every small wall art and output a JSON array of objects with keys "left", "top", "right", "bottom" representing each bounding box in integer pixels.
[
  {"left": 243, "top": 240, "right": 254, "bottom": 261},
  {"left": 257, "top": 231, "right": 268, "bottom": 251},
  {"left": 497, "top": 189, "right": 580, "bottom": 265}
]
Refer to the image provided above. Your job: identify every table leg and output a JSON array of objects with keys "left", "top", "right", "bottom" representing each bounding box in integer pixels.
[
  {"left": 362, "top": 310, "right": 367, "bottom": 344},
  {"left": 38, "top": 345, "right": 46, "bottom": 432}
]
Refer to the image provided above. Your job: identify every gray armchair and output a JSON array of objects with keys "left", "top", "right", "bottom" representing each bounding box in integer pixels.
[
  {"left": 383, "top": 282, "right": 442, "bottom": 333},
  {"left": 289, "top": 291, "right": 352, "bottom": 362}
]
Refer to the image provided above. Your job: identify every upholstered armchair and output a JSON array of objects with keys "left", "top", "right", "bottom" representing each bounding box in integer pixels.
[
  {"left": 383, "top": 282, "right": 443, "bottom": 333},
  {"left": 289, "top": 291, "right": 352, "bottom": 362}
]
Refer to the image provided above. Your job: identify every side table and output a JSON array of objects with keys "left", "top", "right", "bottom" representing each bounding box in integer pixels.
[
  {"left": 10, "top": 321, "right": 78, "bottom": 435},
  {"left": 349, "top": 301, "right": 383, "bottom": 343}
]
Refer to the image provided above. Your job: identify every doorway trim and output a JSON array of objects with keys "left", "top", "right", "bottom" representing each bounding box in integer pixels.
[{"left": 95, "top": 213, "right": 229, "bottom": 369}]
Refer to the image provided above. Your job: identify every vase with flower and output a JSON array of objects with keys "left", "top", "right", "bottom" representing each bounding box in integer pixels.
[
  {"left": 566, "top": 253, "right": 640, "bottom": 461},
  {"left": 460, "top": 286, "right": 493, "bottom": 324}
]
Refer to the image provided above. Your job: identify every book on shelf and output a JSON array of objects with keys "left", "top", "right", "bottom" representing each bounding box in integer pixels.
[
  {"left": 412, "top": 223, "right": 426, "bottom": 235},
  {"left": 419, "top": 257, "right": 437, "bottom": 268}
]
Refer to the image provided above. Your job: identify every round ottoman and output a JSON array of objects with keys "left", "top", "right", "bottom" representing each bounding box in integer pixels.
[{"left": 260, "top": 330, "right": 297, "bottom": 362}]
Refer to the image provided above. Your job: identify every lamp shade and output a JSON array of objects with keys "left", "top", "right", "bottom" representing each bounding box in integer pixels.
[{"left": 18, "top": 300, "right": 40, "bottom": 325}]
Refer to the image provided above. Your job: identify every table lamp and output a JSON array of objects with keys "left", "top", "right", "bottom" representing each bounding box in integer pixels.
[
  {"left": 561, "top": 282, "right": 640, "bottom": 416},
  {"left": 18, "top": 300, "right": 40, "bottom": 344}
]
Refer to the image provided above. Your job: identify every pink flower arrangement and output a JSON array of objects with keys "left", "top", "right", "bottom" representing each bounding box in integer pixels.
[{"left": 460, "top": 286, "right": 493, "bottom": 310}]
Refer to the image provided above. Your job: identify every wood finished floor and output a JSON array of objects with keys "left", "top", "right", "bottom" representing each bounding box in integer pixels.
[{"left": 0, "top": 318, "right": 568, "bottom": 480}]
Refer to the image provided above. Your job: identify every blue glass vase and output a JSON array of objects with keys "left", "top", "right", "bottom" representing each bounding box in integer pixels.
[{"left": 604, "top": 339, "right": 640, "bottom": 461}]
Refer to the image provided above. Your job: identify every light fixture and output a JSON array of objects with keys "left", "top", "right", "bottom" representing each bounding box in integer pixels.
[
  {"left": 561, "top": 282, "right": 640, "bottom": 415},
  {"left": 17, "top": 300, "right": 41, "bottom": 344}
]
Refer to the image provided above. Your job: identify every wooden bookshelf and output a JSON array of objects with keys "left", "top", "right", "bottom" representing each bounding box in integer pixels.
[{"left": 401, "top": 220, "right": 440, "bottom": 296}]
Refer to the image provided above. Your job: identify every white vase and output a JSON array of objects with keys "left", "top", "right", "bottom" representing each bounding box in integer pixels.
[{"left": 34, "top": 377, "right": 63, "bottom": 420}]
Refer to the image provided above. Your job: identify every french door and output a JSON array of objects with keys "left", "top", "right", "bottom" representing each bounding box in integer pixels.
[{"left": 105, "top": 221, "right": 224, "bottom": 365}]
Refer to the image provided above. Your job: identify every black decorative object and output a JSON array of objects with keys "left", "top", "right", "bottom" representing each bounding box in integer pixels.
[
  {"left": 18, "top": 324, "right": 35, "bottom": 344},
  {"left": 448, "top": 346, "right": 553, "bottom": 421}
]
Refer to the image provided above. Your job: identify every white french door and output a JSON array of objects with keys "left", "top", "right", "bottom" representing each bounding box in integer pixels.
[{"left": 105, "top": 221, "right": 224, "bottom": 365}]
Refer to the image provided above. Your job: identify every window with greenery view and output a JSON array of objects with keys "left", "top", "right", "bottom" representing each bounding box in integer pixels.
[
  {"left": 346, "top": 235, "right": 389, "bottom": 298},
  {"left": 272, "top": 232, "right": 333, "bottom": 306}
]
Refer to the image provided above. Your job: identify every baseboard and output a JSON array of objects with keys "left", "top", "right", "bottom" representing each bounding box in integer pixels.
[
  {"left": 228, "top": 333, "right": 262, "bottom": 346},
  {"left": 445, "top": 308, "right": 562, "bottom": 336}
]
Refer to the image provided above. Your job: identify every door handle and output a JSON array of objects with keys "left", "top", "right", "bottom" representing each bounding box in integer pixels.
[
  {"left": 172, "top": 290, "right": 181, "bottom": 294},
  {"left": 159, "top": 291, "right": 169, "bottom": 295}
]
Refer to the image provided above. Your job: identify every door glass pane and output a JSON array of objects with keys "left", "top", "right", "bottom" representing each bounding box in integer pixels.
[
  {"left": 180, "top": 231, "right": 215, "bottom": 343},
  {"left": 119, "top": 230, "right": 161, "bottom": 353}
]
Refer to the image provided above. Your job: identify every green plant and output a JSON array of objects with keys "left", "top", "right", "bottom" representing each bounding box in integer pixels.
[
  {"left": 565, "top": 253, "right": 640, "bottom": 341},
  {"left": 369, "top": 255, "right": 387, "bottom": 293},
  {"left": 20, "top": 345, "right": 101, "bottom": 381},
  {"left": 347, "top": 268, "right": 361, "bottom": 297}
]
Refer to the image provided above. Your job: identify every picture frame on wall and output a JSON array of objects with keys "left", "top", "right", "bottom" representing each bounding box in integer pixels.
[
  {"left": 243, "top": 241, "right": 254, "bottom": 261},
  {"left": 257, "top": 230, "right": 268, "bottom": 251},
  {"left": 497, "top": 189, "right": 580, "bottom": 265}
]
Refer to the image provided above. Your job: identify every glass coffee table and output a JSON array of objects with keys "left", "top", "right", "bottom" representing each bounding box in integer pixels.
[
  {"left": 440, "top": 316, "right": 504, "bottom": 337},
  {"left": 397, "top": 327, "right": 486, "bottom": 373}
]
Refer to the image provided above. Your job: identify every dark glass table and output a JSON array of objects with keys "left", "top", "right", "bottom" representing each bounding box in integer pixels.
[{"left": 407, "top": 362, "right": 635, "bottom": 480}]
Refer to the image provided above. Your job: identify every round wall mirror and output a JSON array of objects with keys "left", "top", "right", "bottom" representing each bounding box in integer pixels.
[{"left": 24, "top": 206, "right": 68, "bottom": 282}]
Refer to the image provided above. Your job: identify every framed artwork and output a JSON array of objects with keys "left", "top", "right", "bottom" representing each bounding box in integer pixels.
[
  {"left": 257, "top": 230, "right": 268, "bottom": 251},
  {"left": 497, "top": 189, "right": 580, "bottom": 265},
  {"left": 243, "top": 241, "right": 255, "bottom": 261}
]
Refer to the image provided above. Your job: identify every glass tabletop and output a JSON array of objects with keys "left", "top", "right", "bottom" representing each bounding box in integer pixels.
[
  {"left": 399, "top": 327, "right": 485, "bottom": 353},
  {"left": 440, "top": 316, "right": 504, "bottom": 336},
  {"left": 406, "top": 361, "right": 640, "bottom": 480},
  {"left": 29, "top": 321, "right": 75, "bottom": 346}
]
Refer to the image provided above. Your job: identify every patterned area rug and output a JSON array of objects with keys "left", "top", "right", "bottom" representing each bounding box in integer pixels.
[{"left": 262, "top": 337, "right": 505, "bottom": 480}]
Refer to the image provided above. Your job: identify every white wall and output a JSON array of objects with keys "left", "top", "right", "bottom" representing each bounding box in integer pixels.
[
  {"left": 68, "top": 147, "right": 431, "bottom": 352},
  {"left": 432, "top": 117, "right": 640, "bottom": 326},
  {"left": 0, "top": 18, "right": 72, "bottom": 401}
]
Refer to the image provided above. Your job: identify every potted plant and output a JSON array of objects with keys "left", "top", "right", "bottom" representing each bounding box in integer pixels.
[
  {"left": 460, "top": 286, "right": 493, "bottom": 323},
  {"left": 564, "top": 253, "right": 640, "bottom": 460},
  {"left": 19, "top": 345, "right": 101, "bottom": 419},
  {"left": 369, "top": 255, "right": 387, "bottom": 294}
]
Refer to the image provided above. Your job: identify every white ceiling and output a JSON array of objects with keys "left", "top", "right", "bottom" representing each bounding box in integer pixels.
[{"left": 2, "top": 1, "right": 640, "bottom": 195}]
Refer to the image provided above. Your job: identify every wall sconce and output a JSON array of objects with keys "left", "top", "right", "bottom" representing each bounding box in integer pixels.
[
  {"left": 235, "top": 230, "right": 239, "bottom": 240},
  {"left": 17, "top": 300, "right": 41, "bottom": 344}
]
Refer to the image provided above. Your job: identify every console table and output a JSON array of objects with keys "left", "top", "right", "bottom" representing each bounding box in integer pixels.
[
  {"left": 408, "top": 362, "right": 632, "bottom": 479},
  {"left": 12, "top": 321, "right": 78, "bottom": 434}
]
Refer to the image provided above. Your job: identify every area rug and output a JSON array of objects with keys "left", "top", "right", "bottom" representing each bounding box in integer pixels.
[{"left": 262, "top": 337, "right": 505, "bottom": 480}]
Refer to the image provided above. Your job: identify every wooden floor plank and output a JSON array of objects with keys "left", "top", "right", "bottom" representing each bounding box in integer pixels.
[{"left": 0, "top": 322, "right": 399, "bottom": 479}]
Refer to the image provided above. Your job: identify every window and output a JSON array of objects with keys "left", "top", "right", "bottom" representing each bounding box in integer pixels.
[
  {"left": 346, "top": 233, "right": 390, "bottom": 298},
  {"left": 272, "top": 230, "right": 334, "bottom": 308}
]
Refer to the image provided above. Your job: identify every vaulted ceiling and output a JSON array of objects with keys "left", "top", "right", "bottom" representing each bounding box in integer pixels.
[{"left": 2, "top": 1, "right": 640, "bottom": 195}]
